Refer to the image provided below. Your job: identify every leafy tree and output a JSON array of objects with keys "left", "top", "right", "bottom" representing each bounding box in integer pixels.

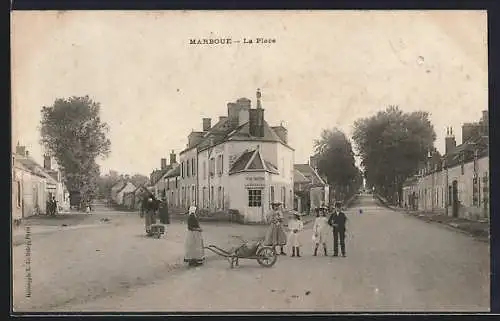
[
  {"left": 314, "top": 128, "right": 360, "bottom": 201},
  {"left": 352, "top": 105, "right": 436, "bottom": 204},
  {"left": 40, "top": 96, "right": 111, "bottom": 209}
]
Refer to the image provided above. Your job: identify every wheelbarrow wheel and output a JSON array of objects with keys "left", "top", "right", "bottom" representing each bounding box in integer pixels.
[{"left": 256, "top": 246, "right": 277, "bottom": 268}]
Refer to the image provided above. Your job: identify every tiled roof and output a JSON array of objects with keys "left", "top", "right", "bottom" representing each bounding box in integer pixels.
[
  {"left": 229, "top": 149, "right": 280, "bottom": 175},
  {"left": 16, "top": 156, "right": 58, "bottom": 183},
  {"left": 165, "top": 164, "right": 180, "bottom": 178},
  {"left": 294, "top": 169, "right": 310, "bottom": 184},
  {"left": 294, "top": 164, "right": 326, "bottom": 186}
]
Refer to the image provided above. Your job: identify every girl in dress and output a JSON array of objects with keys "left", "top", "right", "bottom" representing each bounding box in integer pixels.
[
  {"left": 264, "top": 201, "right": 287, "bottom": 255},
  {"left": 288, "top": 212, "right": 304, "bottom": 257},
  {"left": 184, "top": 203, "right": 205, "bottom": 266},
  {"left": 312, "top": 206, "right": 329, "bottom": 256}
]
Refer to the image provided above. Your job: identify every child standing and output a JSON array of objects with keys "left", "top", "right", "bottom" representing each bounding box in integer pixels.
[
  {"left": 288, "top": 212, "right": 304, "bottom": 257},
  {"left": 312, "top": 206, "right": 329, "bottom": 256}
]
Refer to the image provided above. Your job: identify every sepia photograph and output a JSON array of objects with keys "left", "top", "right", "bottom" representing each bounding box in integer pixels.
[{"left": 11, "top": 10, "right": 489, "bottom": 312}]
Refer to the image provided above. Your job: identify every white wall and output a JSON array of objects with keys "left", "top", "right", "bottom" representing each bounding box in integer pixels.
[
  {"left": 117, "top": 182, "right": 136, "bottom": 205},
  {"left": 179, "top": 148, "right": 197, "bottom": 209}
]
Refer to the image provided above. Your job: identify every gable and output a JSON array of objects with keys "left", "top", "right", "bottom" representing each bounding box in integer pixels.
[{"left": 247, "top": 153, "right": 264, "bottom": 169}]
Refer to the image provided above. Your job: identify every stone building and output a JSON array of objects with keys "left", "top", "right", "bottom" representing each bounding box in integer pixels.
[
  {"left": 402, "top": 111, "right": 489, "bottom": 220},
  {"left": 178, "top": 89, "right": 295, "bottom": 223}
]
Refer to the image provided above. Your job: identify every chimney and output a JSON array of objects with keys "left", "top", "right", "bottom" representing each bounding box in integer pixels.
[
  {"left": 161, "top": 158, "right": 167, "bottom": 170},
  {"left": 445, "top": 126, "right": 456, "bottom": 155},
  {"left": 16, "top": 144, "right": 26, "bottom": 156},
  {"left": 170, "top": 150, "right": 177, "bottom": 164},
  {"left": 227, "top": 102, "right": 240, "bottom": 128},
  {"left": 202, "top": 118, "right": 211, "bottom": 131},
  {"left": 238, "top": 108, "right": 249, "bottom": 126},
  {"left": 272, "top": 124, "right": 288, "bottom": 144},
  {"left": 44, "top": 154, "right": 52, "bottom": 170},
  {"left": 255, "top": 89, "right": 265, "bottom": 137},
  {"left": 461, "top": 123, "right": 478, "bottom": 144}
]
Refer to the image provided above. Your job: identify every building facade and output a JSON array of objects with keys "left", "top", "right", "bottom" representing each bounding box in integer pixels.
[
  {"left": 178, "top": 90, "right": 295, "bottom": 223},
  {"left": 402, "top": 111, "right": 489, "bottom": 220},
  {"left": 293, "top": 163, "right": 329, "bottom": 213}
]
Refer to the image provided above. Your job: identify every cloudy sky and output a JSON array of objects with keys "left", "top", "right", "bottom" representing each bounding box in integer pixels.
[{"left": 11, "top": 10, "right": 487, "bottom": 176}]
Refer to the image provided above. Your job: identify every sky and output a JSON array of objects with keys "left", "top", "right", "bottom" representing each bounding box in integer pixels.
[{"left": 11, "top": 10, "right": 488, "bottom": 176}]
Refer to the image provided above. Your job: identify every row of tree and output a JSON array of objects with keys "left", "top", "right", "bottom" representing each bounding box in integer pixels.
[{"left": 314, "top": 105, "right": 436, "bottom": 206}]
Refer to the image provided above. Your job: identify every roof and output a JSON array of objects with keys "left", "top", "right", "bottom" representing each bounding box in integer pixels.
[
  {"left": 229, "top": 149, "right": 280, "bottom": 175},
  {"left": 294, "top": 164, "right": 326, "bottom": 186},
  {"left": 111, "top": 181, "right": 127, "bottom": 192},
  {"left": 116, "top": 181, "right": 136, "bottom": 194},
  {"left": 15, "top": 155, "right": 58, "bottom": 184},
  {"left": 150, "top": 165, "right": 173, "bottom": 186},
  {"left": 184, "top": 116, "right": 294, "bottom": 154},
  {"left": 294, "top": 169, "right": 310, "bottom": 184},
  {"left": 165, "top": 164, "right": 180, "bottom": 178}
]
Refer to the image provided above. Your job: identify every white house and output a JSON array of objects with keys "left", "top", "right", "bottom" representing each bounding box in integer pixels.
[
  {"left": 179, "top": 89, "right": 295, "bottom": 223},
  {"left": 115, "top": 182, "right": 137, "bottom": 205}
]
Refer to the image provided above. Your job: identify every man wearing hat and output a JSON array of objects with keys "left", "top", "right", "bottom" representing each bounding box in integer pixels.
[
  {"left": 327, "top": 201, "right": 348, "bottom": 257},
  {"left": 264, "top": 201, "right": 287, "bottom": 255}
]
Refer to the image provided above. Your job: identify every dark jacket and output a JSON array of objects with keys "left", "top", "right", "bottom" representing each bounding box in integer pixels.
[
  {"left": 328, "top": 211, "right": 347, "bottom": 231},
  {"left": 187, "top": 214, "right": 200, "bottom": 231},
  {"left": 159, "top": 200, "right": 170, "bottom": 224}
]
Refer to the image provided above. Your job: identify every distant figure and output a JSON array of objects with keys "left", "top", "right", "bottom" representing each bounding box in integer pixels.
[
  {"left": 159, "top": 197, "right": 170, "bottom": 225},
  {"left": 359, "top": 208, "right": 363, "bottom": 214},
  {"left": 51, "top": 197, "right": 57, "bottom": 216},
  {"left": 328, "top": 201, "right": 348, "bottom": 257},
  {"left": 142, "top": 193, "right": 159, "bottom": 235}
]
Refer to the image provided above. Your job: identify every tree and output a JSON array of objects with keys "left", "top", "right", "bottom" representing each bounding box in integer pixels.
[
  {"left": 352, "top": 105, "right": 436, "bottom": 204},
  {"left": 40, "top": 96, "right": 111, "bottom": 209},
  {"left": 314, "top": 128, "right": 360, "bottom": 201}
]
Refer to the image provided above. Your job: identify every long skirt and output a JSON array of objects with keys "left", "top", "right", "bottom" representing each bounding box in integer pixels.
[
  {"left": 289, "top": 231, "right": 302, "bottom": 247},
  {"left": 184, "top": 230, "right": 205, "bottom": 264},
  {"left": 145, "top": 210, "right": 157, "bottom": 232},
  {"left": 264, "top": 224, "right": 287, "bottom": 246}
]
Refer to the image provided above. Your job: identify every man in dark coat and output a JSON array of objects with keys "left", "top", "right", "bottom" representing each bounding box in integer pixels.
[
  {"left": 328, "top": 201, "right": 348, "bottom": 257},
  {"left": 141, "top": 193, "right": 159, "bottom": 234}
]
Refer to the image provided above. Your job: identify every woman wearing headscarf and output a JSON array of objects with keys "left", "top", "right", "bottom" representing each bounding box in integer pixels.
[
  {"left": 264, "top": 201, "right": 287, "bottom": 255},
  {"left": 184, "top": 202, "right": 205, "bottom": 267}
]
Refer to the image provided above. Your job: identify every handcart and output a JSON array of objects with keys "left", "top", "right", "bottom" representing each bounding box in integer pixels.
[
  {"left": 204, "top": 236, "right": 278, "bottom": 268},
  {"left": 147, "top": 223, "right": 165, "bottom": 239}
]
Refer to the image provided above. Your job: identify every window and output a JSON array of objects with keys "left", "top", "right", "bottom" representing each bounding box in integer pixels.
[
  {"left": 211, "top": 186, "right": 214, "bottom": 207},
  {"left": 17, "top": 181, "right": 21, "bottom": 207},
  {"left": 270, "top": 186, "right": 274, "bottom": 208},
  {"left": 187, "top": 159, "right": 190, "bottom": 177},
  {"left": 181, "top": 187, "right": 185, "bottom": 204},
  {"left": 203, "top": 161, "right": 206, "bottom": 179},
  {"left": 217, "top": 154, "right": 224, "bottom": 176},
  {"left": 202, "top": 187, "right": 206, "bottom": 207},
  {"left": 209, "top": 158, "right": 215, "bottom": 177},
  {"left": 248, "top": 189, "right": 262, "bottom": 207},
  {"left": 222, "top": 187, "right": 225, "bottom": 209},
  {"left": 175, "top": 177, "right": 178, "bottom": 188},
  {"left": 192, "top": 158, "right": 196, "bottom": 176},
  {"left": 192, "top": 186, "right": 195, "bottom": 204},
  {"left": 181, "top": 162, "right": 185, "bottom": 178},
  {"left": 282, "top": 186, "right": 286, "bottom": 208},
  {"left": 218, "top": 186, "right": 222, "bottom": 208}
]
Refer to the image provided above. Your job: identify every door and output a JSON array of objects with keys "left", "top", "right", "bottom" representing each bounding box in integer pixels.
[
  {"left": 247, "top": 189, "right": 263, "bottom": 222},
  {"left": 452, "top": 180, "right": 459, "bottom": 218}
]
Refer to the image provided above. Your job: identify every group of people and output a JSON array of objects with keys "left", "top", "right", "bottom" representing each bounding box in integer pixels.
[
  {"left": 46, "top": 196, "right": 58, "bottom": 216},
  {"left": 263, "top": 201, "right": 348, "bottom": 257},
  {"left": 140, "top": 193, "right": 170, "bottom": 235},
  {"left": 154, "top": 198, "right": 348, "bottom": 269}
]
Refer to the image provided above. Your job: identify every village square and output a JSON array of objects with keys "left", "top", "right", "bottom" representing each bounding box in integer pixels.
[{"left": 11, "top": 11, "right": 490, "bottom": 313}]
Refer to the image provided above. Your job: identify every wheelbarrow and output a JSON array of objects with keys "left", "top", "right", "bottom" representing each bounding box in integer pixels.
[{"left": 204, "top": 236, "right": 278, "bottom": 268}]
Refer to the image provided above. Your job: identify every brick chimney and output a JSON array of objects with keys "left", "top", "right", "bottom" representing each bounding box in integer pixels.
[
  {"left": 161, "top": 158, "right": 167, "bottom": 170},
  {"left": 170, "top": 150, "right": 177, "bottom": 164},
  {"left": 202, "top": 118, "right": 211, "bottom": 131},
  {"left": 44, "top": 154, "right": 52, "bottom": 170},
  {"left": 445, "top": 127, "right": 456, "bottom": 155},
  {"left": 188, "top": 131, "right": 204, "bottom": 148}
]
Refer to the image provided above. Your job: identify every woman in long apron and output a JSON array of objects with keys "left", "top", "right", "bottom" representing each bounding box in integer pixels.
[
  {"left": 264, "top": 201, "right": 287, "bottom": 255},
  {"left": 184, "top": 203, "right": 205, "bottom": 266}
]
